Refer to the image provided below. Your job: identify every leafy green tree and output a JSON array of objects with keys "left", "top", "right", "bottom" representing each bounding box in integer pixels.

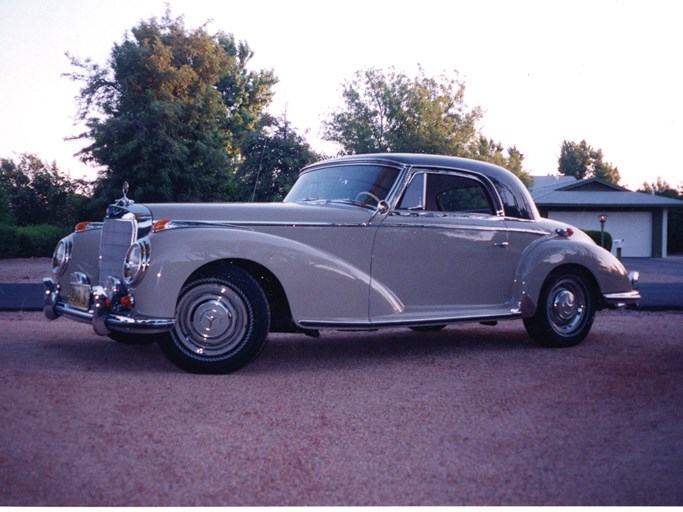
[
  {"left": 0, "top": 186, "right": 15, "bottom": 226},
  {"left": 323, "top": 66, "right": 532, "bottom": 186},
  {"left": 639, "top": 177, "right": 683, "bottom": 254},
  {"left": 66, "top": 10, "right": 277, "bottom": 206},
  {"left": 235, "top": 114, "right": 319, "bottom": 202},
  {"left": 558, "top": 140, "right": 621, "bottom": 184},
  {"left": 323, "top": 67, "right": 483, "bottom": 155},
  {"left": 639, "top": 177, "right": 680, "bottom": 198},
  {"left": 0, "top": 154, "right": 90, "bottom": 227},
  {"left": 467, "top": 137, "right": 531, "bottom": 187}
]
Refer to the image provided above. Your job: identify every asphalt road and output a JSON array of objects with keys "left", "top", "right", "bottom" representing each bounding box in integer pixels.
[
  {"left": 2, "top": 279, "right": 680, "bottom": 311},
  {"left": 3, "top": 256, "right": 680, "bottom": 311},
  {"left": 1, "top": 309, "right": 681, "bottom": 506}
]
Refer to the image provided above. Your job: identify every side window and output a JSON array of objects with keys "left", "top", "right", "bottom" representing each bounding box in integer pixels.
[
  {"left": 437, "top": 183, "right": 491, "bottom": 213},
  {"left": 398, "top": 171, "right": 495, "bottom": 215},
  {"left": 427, "top": 173, "right": 494, "bottom": 214},
  {"left": 398, "top": 173, "right": 425, "bottom": 209}
]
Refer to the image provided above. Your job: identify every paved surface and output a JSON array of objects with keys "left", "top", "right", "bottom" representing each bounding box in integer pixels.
[
  {"left": 3, "top": 257, "right": 681, "bottom": 311},
  {"left": 0, "top": 283, "right": 43, "bottom": 310},
  {"left": 1, "top": 309, "right": 682, "bottom": 506}
]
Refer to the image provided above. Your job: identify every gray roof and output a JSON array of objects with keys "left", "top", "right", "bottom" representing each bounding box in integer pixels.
[{"left": 531, "top": 175, "right": 683, "bottom": 208}]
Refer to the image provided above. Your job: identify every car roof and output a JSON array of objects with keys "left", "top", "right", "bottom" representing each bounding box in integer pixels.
[
  {"left": 302, "top": 153, "right": 539, "bottom": 220},
  {"left": 303, "top": 152, "right": 513, "bottom": 182}
]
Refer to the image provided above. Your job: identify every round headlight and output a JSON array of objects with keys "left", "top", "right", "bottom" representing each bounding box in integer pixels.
[
  {"left": 123, "top": 240, "right": 150, "bottom": 286},
  {"left": 52, "top": 238, "right": 73, "bottom": 276}
]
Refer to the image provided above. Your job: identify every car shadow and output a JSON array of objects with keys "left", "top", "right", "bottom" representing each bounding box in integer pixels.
[
  {"left": 249, "top": 322, "right": 537, "bottom": 375},
  {"left": 9, "top": 321, "right": 536, "bottom": 375}
]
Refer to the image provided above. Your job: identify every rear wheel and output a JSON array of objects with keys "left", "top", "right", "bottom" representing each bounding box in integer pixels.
[
  {"left": 157, "top": 266, "right": 270, "bottom": 373},
  {"left": 524, "top": 269, "right": 595, "bottom": 348}
]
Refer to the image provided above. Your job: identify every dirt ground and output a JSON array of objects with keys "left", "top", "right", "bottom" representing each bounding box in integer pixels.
[{"left": 1, "top": 308, "right": 682, "bottom": 506}]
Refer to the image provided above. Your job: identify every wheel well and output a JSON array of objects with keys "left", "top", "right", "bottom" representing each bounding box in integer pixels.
[
  {"left": 186, "top": 258, "right": 296, "bottom": 333},
  {"left": 544, "top": 263, "right": 601, "bottom": 307}
]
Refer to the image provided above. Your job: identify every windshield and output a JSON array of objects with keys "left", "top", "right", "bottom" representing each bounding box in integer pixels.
[{"left": 284, "top": 164, "right": 400, "bottom": 207}]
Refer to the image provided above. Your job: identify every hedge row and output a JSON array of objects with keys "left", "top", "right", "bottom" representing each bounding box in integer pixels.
[
  {"left": 0, "top": 224, "right": 67, "bottom": 258},
  {"left": 583, "top": 229, "right": 613, "bottom": 251}
]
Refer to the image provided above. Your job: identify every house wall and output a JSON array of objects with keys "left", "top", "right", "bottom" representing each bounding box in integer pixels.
[{"left": 548, "top": 210, "right": 653, "bottom": 257}]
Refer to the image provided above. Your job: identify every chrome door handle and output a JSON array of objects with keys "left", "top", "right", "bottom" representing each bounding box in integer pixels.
[{"left": 494, "top": 241, "right": 509, "bottom": 248}]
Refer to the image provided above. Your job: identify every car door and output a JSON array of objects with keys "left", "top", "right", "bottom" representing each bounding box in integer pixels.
[{"left": 369, "top": 169, "right": 520, "bottom": 324}]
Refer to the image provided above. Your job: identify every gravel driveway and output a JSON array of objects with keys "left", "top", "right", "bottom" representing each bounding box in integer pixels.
[{"left": 1, "top": 309, "right": 681, "bottom": 506}]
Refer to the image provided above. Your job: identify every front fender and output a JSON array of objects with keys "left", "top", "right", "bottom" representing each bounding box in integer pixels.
[
  {"left": 513, "top": 238, "right": 633, "bottom": 317},
  {"left": 129, "top": 226, "right": 376, "bottom": 325}
]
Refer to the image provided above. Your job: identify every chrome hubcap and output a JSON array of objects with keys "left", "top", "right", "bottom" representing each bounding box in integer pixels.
[
  {"left": 547, "top": 278, "right": 587, "bottom": 336},
  {"left": 175, "top": 283, "right": 249, "bottom": 356}
]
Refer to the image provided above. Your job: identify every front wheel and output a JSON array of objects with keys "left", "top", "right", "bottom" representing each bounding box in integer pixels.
[
  {"left": 157, "top": 267, "right": 270, "bottom": 374},
  {"left": 524, "top": 269, "right": 596, "bottom": 348}
]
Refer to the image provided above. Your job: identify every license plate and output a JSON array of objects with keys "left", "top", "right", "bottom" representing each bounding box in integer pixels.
[{"left": 68, "top": 283, "right": 92, "bottom": 310}]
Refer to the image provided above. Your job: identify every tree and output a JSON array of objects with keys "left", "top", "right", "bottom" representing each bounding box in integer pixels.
[
  {"left": 639, "top": 177, "right": 683, "bottom": 254},
  {"left": 235, "top": 114, "right": 319, "bottom": 202},
  {"left": 558, "top": 140, "right": 621, "bottom": 184},
  {"left": 467, "top": 137, "right": 531, "bottom": 187},
  {"left": 66, "top": 10, "right": 277, "bottom": 206},
  {"left": 639, "top": 177, "right": 680, "bottom": 198},
  {"left": 323, "top": 67, "right": 483, "bottom": 155},
  {"left": 0, "top": 186, "right": 15, "bottom": 226},
  {"left": 323, "top": 66, "right": 532, "bottom": 186},
  {"left": 0, "top": 153, "right": 90, "bottom": 227}
]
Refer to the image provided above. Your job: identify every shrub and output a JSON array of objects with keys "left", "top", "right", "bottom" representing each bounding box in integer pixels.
[
  {"left": 0, "top": 224, "right": 67, "bottom": 258},
  {"left": 0, "top": 225, "right": 20, "bottom": 258},
  {"left": 583, "top": 229, "right": 613, "bottom": 251}
]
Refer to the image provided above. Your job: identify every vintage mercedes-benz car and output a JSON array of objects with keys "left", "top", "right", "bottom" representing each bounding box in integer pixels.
[{"left": 44, "top": 153, "right": 640, "bottom": 373}]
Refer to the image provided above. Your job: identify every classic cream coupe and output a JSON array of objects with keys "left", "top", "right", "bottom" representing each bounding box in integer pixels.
[{"left": 44, "top": 154, "right": 640, "bottom": 373}]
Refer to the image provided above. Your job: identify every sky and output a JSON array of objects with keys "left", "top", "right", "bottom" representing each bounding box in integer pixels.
[{"left": 0, "top": 0, "right": 681, "bottom": 191}]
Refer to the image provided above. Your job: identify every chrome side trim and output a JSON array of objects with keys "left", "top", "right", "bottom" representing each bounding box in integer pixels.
[
  {"left": 299, "top": 312, "right": 521, "bottom": 330},
  {"left": 155, "top": 220, "right": 372, "bottom": 231},
  {"left": 506, "top": 227, "right": 549, "bottom": 236},
  {"left": 383, "top": 220, "right": 508, "bottom": 231}
]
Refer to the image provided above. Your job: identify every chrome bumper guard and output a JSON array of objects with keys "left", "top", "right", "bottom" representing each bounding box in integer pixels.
[{"left": 43, "top": 277, "right": 174, "bottom": 336}]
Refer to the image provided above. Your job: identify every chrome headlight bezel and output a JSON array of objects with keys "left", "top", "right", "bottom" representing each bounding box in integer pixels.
[
  {"left": 52, "top": 237, "right": 73, "bottom": 276},
  {"left": 123, "top": 239, "right": 151, "bottom": 287}
]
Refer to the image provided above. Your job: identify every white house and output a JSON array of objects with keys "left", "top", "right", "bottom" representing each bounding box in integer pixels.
[{"left": 530, "top": 176, "right": 683, "bottom": 257}]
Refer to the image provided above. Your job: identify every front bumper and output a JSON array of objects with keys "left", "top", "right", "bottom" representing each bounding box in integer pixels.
[
  {"left": 602, "top": 271, "right": 641, "bottom": 308},
  {"left": 43, "top": 277, "right": 175, "bottom": 336}
]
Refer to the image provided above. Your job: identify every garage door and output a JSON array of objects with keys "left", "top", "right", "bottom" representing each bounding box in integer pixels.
[{"left": 548, "top": 211, "right": 652, "bottom": 257}]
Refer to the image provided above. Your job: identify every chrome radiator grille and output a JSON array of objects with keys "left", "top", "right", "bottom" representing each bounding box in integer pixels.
[{"left": 98, "top": 218, "right": 137, "bottom": 285}]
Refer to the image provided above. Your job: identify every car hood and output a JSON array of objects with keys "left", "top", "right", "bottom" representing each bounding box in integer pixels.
[{"left": 143, "top": 201, "right": 375, "bottom": 226}]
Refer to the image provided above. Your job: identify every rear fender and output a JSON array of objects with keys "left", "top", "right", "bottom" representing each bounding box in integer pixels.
[{"left": 513, "top": 239, "right": 632, "bottom": 317}]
